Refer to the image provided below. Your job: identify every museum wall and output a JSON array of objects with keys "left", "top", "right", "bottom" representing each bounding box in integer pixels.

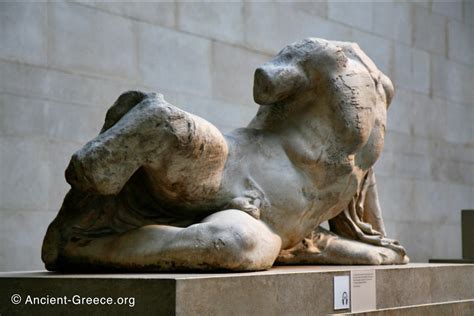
[{"left": 0, "top": 1, "right": 472, "bottom": 271}]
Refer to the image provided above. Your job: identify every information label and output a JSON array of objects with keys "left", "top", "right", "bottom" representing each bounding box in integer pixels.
[
  {"left": 351, "top": 269, "right": 376, "bottom": 312},
  {"left": 333, "top": 275, "right": 350, "bottom": 310}
]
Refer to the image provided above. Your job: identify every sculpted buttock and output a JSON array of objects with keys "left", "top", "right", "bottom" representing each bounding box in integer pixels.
[{"left": 42, "top": 38, "right": 408, "bottom": 272}]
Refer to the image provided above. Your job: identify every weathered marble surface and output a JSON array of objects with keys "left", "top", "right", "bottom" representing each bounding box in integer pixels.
[{"left": 42, "top": 38, "right": 408, "bottom": 272}]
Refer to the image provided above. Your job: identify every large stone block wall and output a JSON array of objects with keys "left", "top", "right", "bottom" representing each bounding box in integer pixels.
[{"left": 0, "top": 1, "right": 472, "bottom": 271}]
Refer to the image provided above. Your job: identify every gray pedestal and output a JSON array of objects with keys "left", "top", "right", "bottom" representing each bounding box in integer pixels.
[
  {"left": 462, "top": 210, "right": 474, "bottom": 259},
  {"left": 1, "top": 264, "right": 473, "bottom": 315}
]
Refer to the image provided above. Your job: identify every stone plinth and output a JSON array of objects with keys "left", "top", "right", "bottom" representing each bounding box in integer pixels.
[{"left": 1, "top": 264, "right": 473, "bottom": 315}]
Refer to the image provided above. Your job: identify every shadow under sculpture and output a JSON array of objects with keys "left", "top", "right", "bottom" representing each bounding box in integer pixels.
[{"left": 42, "top": 38, "right": 409, "bottom": 272}]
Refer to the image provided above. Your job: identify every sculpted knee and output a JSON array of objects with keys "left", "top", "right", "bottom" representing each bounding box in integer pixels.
[
  {"left": 152, "top": 105, "right": 195, "bottom": 147},
  {"left": 205, "top": 223, "right": 259, "bottom": 267},
  {"left": 211, "top": 223, "right": 257, "bottom": 252},
  {"left": 128, "top": 97, "right": 195, "bottom": 150},
  {"left": 205, "top": 220, "right": 280, "bottom": 270}
]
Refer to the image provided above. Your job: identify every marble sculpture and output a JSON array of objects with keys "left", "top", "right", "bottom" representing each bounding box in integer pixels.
[{"left": 42, "top": 38, "right": 409, "bottom": 272}]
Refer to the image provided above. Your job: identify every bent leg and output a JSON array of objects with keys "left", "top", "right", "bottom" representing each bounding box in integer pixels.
[
  {"left": 65, "top": 91, "right": 228, "bottom": 200},
  {"left": 58, "top": 210, "right": 282, "bottom": 271}
]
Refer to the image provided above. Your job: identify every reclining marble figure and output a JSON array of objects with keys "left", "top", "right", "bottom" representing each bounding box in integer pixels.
[{"left": 42, "top": 38, "right": 409, "bottom": 272}]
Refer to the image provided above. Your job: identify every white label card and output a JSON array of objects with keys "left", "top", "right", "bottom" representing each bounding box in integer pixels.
[
  {"left": 351, "top": 269, "right": 376, "bottom": 312},
  {"left": 333, "top": 275, "right": 350, "bottom": 310}
]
